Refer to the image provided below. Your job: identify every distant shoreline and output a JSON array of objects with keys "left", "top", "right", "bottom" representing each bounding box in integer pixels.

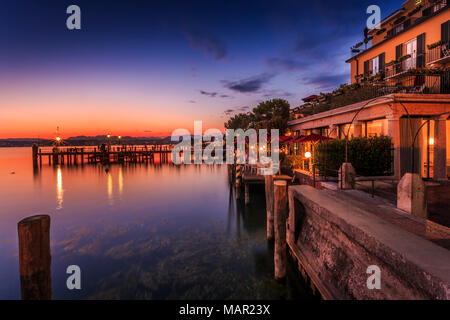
[{"left": 0, "top": 137, "right": 175, "bottom": 148}]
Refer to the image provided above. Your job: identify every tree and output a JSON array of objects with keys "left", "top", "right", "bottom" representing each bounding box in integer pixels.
[
  {"left": 224, "top": 112, "right": 254, "bottom": 130},
  {"left": 252, "top": 99, "right": 291, "bottom": 135}
]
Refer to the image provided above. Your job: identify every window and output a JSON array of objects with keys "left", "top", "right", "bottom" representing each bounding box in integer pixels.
[
  {"left": 338, "top": 124, "right": 354, "bottom": 139},
  {"left": 371, "top": 57, "right": 379, "bottom": 75},
  {"left": 394, "top": 24, "right": 404, "bottom": 34},
  {"left": 316, "top": 127, "right": 329, "bottom": 137},
  {"left": 363, "top": 119, "right": 388, "bottom": 137},
  {"left": 405, "top": 38, "right": 417, "bottom": 70},
  {"left": 433, "top": 0, "right": 447, "bottom": 13}
]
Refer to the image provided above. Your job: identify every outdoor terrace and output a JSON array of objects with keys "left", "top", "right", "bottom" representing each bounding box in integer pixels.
[{"left": 291, "top": 72, "right": 450, "bottom": 118}]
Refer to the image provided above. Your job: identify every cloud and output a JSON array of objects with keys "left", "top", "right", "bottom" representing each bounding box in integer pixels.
[
  {"left": 223, "top": 106, "right": 250, "bottom": 116},
  {"left": 200, "top": 90, "right": 218, "bottom": 97},
  {"left": 199, "top": 90, "right": 232, "bottom": 98},
  {"left": 186, "top": 32, "right": 227, "bottom": 61},
  {"left": 222, "top": 73, "right": 275, "bottom": 93},
  {"left": 188, "top": 100, "right": 196, "bottom": 103},
  {"left": 265, "top": 58, "right": 306, "bottom": 71},
  {"left": 300, "top": 73, "right": 348, "bottom": 91},
  {"left": 262, "top": 90, "right": 294, "bottom": 98}
]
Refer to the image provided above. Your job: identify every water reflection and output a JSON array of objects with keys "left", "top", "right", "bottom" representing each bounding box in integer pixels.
[
  {"left": 107, "top": 170, "right": 114, "bottom": 206},
  {"left": 56, "top": 166, "right": 64, "bottom": 210},
  {"left": 0, "top": 148, "right": 310, "bottom": 300},
  {"left": 118, "top": 166, "right": 123, "bottom": 200}
]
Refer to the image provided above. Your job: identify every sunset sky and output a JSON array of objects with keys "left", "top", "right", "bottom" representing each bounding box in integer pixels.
[{"left": 1, "top": 0, "right": 396, "bottom": 139}]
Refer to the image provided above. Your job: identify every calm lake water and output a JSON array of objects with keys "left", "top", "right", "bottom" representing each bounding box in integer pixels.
[{"left": 0, "top": 147, "right": 311, "bottom": 300}]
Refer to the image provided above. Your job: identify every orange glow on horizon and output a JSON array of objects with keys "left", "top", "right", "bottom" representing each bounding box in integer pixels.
[{"left": 0, "top": 80, "right": 227, "bottom": 139}]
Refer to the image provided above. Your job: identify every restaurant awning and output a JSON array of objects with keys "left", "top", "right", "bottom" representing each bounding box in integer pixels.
[{"left": 296, "top": 134, "right": 333, "bottom": 143}]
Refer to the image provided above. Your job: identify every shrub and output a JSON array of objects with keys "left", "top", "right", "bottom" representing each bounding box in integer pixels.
[
  {"left": 281, "top": 155, "right": 303, "bottom": 176},
  {"left": 314, "top": 136, "right": 393, "bottom": 177}
]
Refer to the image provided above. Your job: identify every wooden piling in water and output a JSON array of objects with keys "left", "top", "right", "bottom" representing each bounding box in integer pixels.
[
  {"left": 274, "top": 180, "right": 287, "bottom": 280},
  {"left": 244, "top": 183, "right": 250, "bottom": 205},
  {"left": 17, "top": 215, "right": 52, "bottom": 300},
  {"left": 235, "top": 164, "right": 242, "bottom": 200},
  {"left": 32, "top": 144, "right": 38, "bottom": 167},
  {"left": 265, "top": 174, "right": 274, "bottom": 240}
]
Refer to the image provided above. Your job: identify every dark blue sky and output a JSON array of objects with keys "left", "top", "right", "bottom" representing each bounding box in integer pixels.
[{"left": 1, "top": 0, "right": 399, "bottom": 137}]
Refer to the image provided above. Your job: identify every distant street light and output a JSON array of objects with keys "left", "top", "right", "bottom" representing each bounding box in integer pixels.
[{"left": 305, "top": 151, "right": 312, "bottom": 158}]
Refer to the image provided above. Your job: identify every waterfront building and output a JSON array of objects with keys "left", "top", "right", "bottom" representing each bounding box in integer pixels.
[{"left": 289, "top": 0, "right": 450, "bottom": 180}]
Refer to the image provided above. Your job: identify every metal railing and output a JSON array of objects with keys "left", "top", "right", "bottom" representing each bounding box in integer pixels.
[
  {"left": 385, "top": 54, "right": 426, "bottom": 79},
  {"left": 427, "top": 41, "right": 450, "bottom": 65},
  {"left": 320, "top": 73, "right": 449, "bottom": 111}
]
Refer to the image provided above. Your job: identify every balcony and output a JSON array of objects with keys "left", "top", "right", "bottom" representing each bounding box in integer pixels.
[
  {"left": 298, "top": 72, "right": 450, "bottom": 117},
  {"left": 427, "top": 41, "right": 450, "bottom": 66},
  {"left": 385, "top": 54, "right": 426, "bottom": 79}
]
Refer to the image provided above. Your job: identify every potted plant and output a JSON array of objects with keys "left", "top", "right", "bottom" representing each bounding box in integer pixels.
[{"left": 398, "top": 54, "right": 411, "bottom": 62}]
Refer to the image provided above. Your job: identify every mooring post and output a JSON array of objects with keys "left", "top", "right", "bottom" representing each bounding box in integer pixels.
[
  {"left": 265, "top": 174, "right": 274, "bottom": 240},
  {"left": 52, "top": 147, "right": 58, "bottom": 165},
  {"left": 244, "top": 183, "right": 250, "bottom": 205},
  {"left": 227, "top": 164, "right": 233, "bottom": 183},
  {"left": 17, "top": 215, "right": 52, "bottom": 300},
  {"left": 274, "top": 180, "right": 287, "bottom": 280},
  {"left": 32, "top": 144, "right": 38, "bottom": 167},
  {"left": 235, "top": 164, "right": 242, "bottom": 200}
]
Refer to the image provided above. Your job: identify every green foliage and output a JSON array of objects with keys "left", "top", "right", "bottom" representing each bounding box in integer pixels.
[
  {"left": 315, "top": 136, "right": 392, "bottom": 177},
  {"left": 252, "top": 99, "right": 291, "bottom": 135},
  {"left": 281, "top": 155, "right": 303, "bottom": 175},
  {"left": 224, "top": 113, "right": 254, "bottom": 130},
  {"left": 224, "top": 99, "right": 291, "bottom": 134}
]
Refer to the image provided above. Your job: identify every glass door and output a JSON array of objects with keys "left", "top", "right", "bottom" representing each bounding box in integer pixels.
[{"left": 405, "top": 38, "right": 417, "bottom": 70}]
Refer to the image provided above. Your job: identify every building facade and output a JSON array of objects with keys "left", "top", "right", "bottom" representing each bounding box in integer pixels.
[{"left": 289, "top": 0, "right": 450, "bottom": 181}]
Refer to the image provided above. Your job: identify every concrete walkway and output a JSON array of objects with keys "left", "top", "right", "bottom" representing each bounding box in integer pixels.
[{"left": 325, "top": 188, "right": 450, "bottom": 250}]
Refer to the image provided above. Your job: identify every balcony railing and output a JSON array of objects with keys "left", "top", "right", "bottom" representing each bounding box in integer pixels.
[
  {"left": 385, "top": 54, "right": 426, "bottom": 79},
  {"left": 427, "top": 41, "right": 450, "bottom": 65},
  {"left": 300, "top": 72, "right": 450, "bottom": 116}
]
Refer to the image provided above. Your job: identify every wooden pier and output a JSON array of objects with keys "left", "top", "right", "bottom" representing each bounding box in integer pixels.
[{"left": 32, "top": 144, "right": 173, "bottom": 166}]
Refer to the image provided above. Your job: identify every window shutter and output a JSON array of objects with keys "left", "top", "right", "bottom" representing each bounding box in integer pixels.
[
  {"left": 404, "top": 19, "right": 411, "bottom": 29},
  {"left": 396, "top": 44, "right": 403, "bottom": 60},
  {"left": 396, "top": 44, "right": 403, "bottom": 73},
  {"left": 417, "top": 33, "right": 425, "bottom": 67},
  {"left": 364, "top": 60, "right": 369, "bottom": 76},
  {"left": 423, "top": 7, "right": 432, "bottom": 17},
  {"left": 378, "top": 53, "right": 385, "bottom": 75},
  {"left": 442, "top": 20, "right": 450, "bottom": 44}
]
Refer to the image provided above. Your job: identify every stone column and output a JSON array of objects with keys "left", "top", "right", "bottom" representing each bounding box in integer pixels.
[
  {"left": 353, "top": 121, "right": 364, "bottom": 138},
  {"left": 433, "top": 116, "right": 447, "bottom": 181},
  {"left": 397, "top": 173, "right": 427, "bottom": 218},
  {"left": 339, "top": 162, "right": 356, "bottom": 189},
  {"left": 387, "top": 114, "right": 401, "bottom": 179}
]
